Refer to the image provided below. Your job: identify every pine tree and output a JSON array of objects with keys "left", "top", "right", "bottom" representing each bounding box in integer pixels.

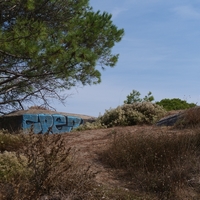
[{"left": 0, "top": 0, "right": 124, "bottom": 113}]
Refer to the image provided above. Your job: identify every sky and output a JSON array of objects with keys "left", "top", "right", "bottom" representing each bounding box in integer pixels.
[{"left": 54, "top": 0, "right": 200, "bottom": 117}]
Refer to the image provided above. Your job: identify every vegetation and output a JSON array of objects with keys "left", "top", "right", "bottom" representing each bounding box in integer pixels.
[
  {"left": 100, "top": 128, "right": 200, "bottom": 200},
  {"left": 175, "top": 106, "right": 200, "bottom": 129},
  {"left": 123, "top": 89, "right": 196, "bottom": 111},
  {"left": 0, "top": 130, "right": 25, "bottom": 153},
  {"left": 124, "top": 90, "right": 154, "bottom": 104},
  {"left": 1, "top": 105, "right": 200, "bottom": 199},
  {"left": 0, "top": 132, "right": 101, "bottom": 199},
  {"left": 0, "top": 130, "right": 153, "bottom": 200},
  {"left": 0, "top": 0, "right": 124, "bottom": 114},
  {"left": 156, "top": 98, "right": 196, "bottom": 111},
  {"left": 98, "top": 102, "right": 165, "bottom": 127},
  {"left": 75, "top": 102, "right": 166, "bottom": 131},
  {"left": 74, "top": 120, "right": 107, "bottom": 131}
]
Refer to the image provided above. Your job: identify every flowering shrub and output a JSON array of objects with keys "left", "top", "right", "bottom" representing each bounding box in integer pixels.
[
  {"left": 0, "top": 151, "right": 30, "bottom": 182},
  {"left": 74, "top": 120, "right": 107, "bottom": 131},
  {"left": 99, "top": 102, "right": 166, "bottom": 127},
  {"left": 75, "top": 102, "right": 166, "bottom": 131}
]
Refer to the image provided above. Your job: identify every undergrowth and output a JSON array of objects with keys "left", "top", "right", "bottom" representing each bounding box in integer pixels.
[
  {"left": 0, "top": 130, "right": 26, "bottom": 153},
  {"left": 0, "top": 130, "right": 145, "bottom": 200},
  {"left": 75, "top": 102, "right": 166, "bottom": 131},
  {"left": 100, "top": 128, "right": 200, "bottom": 200},
  {"left": 175, "top": 107, "right": 200, "bottom": 129},
  {"left": 1, "top": 106, "right": 200, "bottom": 199},
  {"left": 0, "top": 131, "right": 100, "bottom": 200}
]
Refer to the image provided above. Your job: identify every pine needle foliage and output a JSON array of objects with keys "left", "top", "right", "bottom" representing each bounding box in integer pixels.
[{"left": 0, "top": 0, "right": 124, "bottom": 113}]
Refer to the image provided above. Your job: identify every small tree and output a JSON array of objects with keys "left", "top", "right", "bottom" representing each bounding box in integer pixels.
[
  {"left": 143, "top": 91, "right": 154, "bottom": 102},
  {"left": 124, "top": 90, "right": 154, "bottom": 104},
  {"left": 124, "top": 90, "right": 142, "bottom": 104}
]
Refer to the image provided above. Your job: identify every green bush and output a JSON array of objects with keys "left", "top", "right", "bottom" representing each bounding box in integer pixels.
[
  {"left": 75, "top": 102, "right": 166, "bottom": 131},
  {"left": 156, "top": 98, "right": 196, "bottom": 111},
  {"left": 98, "top": 102, "right": 166, "bottom": 127}
]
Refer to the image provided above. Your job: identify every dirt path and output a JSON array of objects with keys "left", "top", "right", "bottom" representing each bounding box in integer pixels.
[
  {"left": 61, "top": 125, "right": 163, "bottom": 189},
  {"left": 63, "top": 127, "right": 118, "bottom": 187}
]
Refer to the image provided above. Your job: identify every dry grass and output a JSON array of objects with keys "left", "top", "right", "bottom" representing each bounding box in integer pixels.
[
  {"left": 99, "top": 128, "right": 200, "bottom": 200},
  {"left": 175, "top": 107, "right": 200, "bottom": 129},
  {"left": 0, "top": 132, "right": 101, "bottom": 200},
  {"left": 1, "top": 107, "right": 200, "bottom": 199},
  {"left": 28, "top": 105, "right": 50, "bottom": 110}
]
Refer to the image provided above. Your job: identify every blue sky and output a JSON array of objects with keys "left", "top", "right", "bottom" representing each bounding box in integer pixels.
[{"left": 54, "top": 0, "right": 200, "bottom": 117}]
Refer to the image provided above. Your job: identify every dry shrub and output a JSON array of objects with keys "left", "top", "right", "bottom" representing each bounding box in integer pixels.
[
  {"left": 0, "top": 151, "right": 30, "bottom": 182},
  {"left": 0, "top": 131, "right": 144, "bottom": 200},
  {"left": 74, "top": 120, "right": 106, "bottom": 131},
  {"left": 0, "top": 130, "right": 26, "bottom": 152},
  {"left": 28, "top": 105, "right": 50, "bottom": 110},
  {"left": 175, "top": 107, "right": 200, "bottom": 129},
  {"left": 0, "top": 132, "right": 99, "bottom": 200},
  {"left": 100, "top": 129, "right": 200, "bottom": 199}
]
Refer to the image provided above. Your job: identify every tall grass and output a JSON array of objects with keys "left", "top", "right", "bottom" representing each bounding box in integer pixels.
[
  {"left": 175, "top": 107, "right": 200, "bottom": 129},
  {"left": 100, "top": 128, "right": 200, "bottom": 199}
]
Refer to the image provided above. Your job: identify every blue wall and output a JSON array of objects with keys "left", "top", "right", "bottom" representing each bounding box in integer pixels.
[{"left": 23, "top": 114, "right": 83, "bottom": 134}]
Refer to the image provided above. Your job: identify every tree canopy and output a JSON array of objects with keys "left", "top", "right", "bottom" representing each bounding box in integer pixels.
[
  {"left": 156, "top": 98, "right": 196, "bottom": 111},
  {"left": 0, "top": 0, "right": 124, "bottom": 114}
]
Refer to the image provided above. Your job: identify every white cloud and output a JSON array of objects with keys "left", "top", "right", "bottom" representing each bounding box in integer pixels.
[
  {"left": 111, "top": 7, "right": 128, "bottom": 19},
  {"left": 173, "top": 5, "right": 200, "bottom": 20}
]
